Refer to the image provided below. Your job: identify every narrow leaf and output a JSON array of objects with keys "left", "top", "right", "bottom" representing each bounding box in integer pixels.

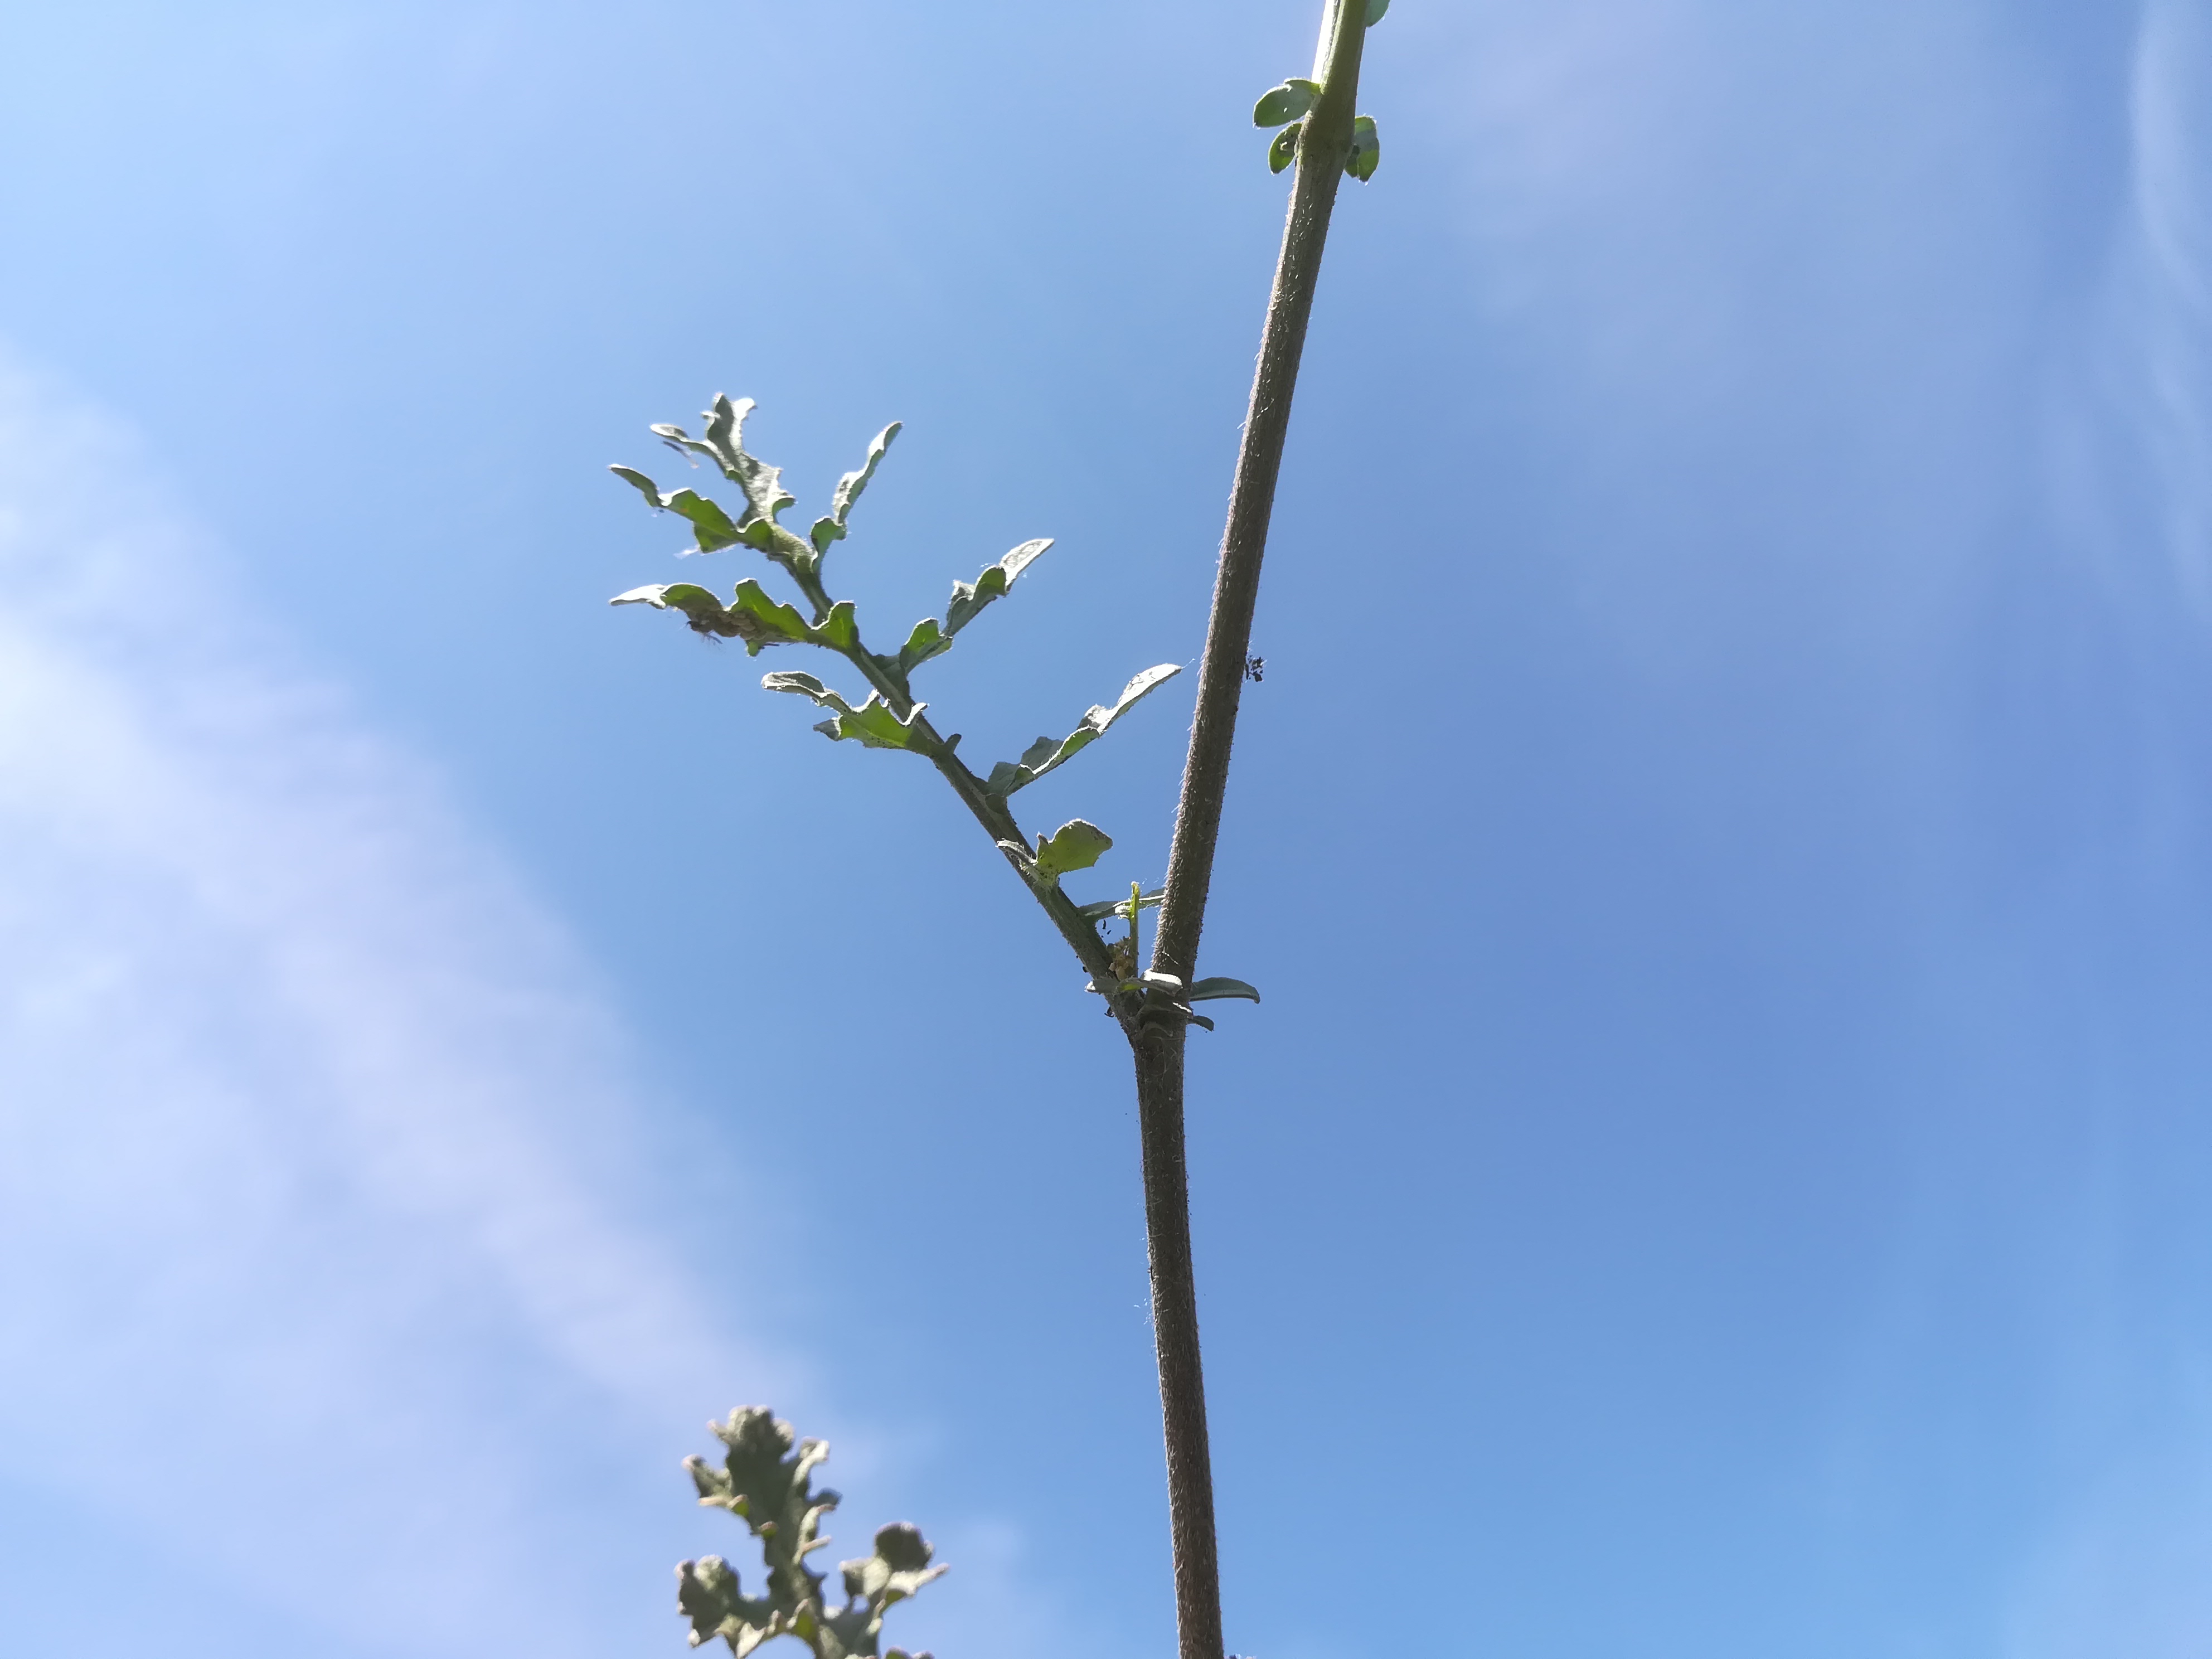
[
  {"left": 983, "top": 663, "right": 1181, "bottom": 798},
  {"left": 1346, "top": 114, "right": 1380, "bottom": 182},
  {"left": 1268, "top": 123, "right": 1300, "bottom": 174},
  {"left": 1186, "top": 977, "right": 1262, "bottom": 1003},
  {"left": 943, "top": 538, "right": 1052, "bottom": 636},
  {"left": 1032, "top": 819, "right": 1113, "bottom": 885},
  {"left": 830, "top": 423, "right": 900, "bottom": 531},
  {"left": 1253, "top": 77, "right": 1320, "bottom": 127}
]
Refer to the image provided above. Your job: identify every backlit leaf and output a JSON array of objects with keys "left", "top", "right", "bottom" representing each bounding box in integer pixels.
[
  {"left": 943, "top": 538, "right": 1052, "bottom": 636},
  {"left": 1346, "top": 114, "right": 1380, "bottom": 181},
  {"left": 1032, "top": 819, "right": 1113, "bottom": 885},
  {"left": 1268, "top": 123, "right": 1300, "bottom": 174},
  {"left": 1253, "top": 77, "right": 1320, "bottom": 127},
  {"left": 984, "top": 664, "right": 1181, "bottom": 797}
]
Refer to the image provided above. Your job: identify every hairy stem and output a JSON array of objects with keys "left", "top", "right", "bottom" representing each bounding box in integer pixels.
[{"left": 1141, "top": 5, "right": 1370, "bottom": 1658}]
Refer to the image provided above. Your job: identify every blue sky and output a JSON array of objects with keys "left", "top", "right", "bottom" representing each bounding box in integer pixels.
[{"left": 3, "top": 2, "right": 2210, "bottom": 1655}]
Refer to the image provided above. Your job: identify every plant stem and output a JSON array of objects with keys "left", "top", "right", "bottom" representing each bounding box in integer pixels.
[{"left": 1138, "top": 6, "right": 1370, "bottom": 1658}]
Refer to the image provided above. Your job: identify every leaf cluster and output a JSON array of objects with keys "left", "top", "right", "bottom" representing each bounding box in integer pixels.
[
  {"left": 1251, "top": 0, "right": 1387, "bottom": 177},
  {"left": 610, "top": 395, "right": 1260, "bottom": 1031},
  {"left": 678, "top": 1408, "right": 944, "bottom": 1659}
]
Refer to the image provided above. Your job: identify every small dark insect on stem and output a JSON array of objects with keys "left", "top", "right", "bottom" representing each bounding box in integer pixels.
[{"left": 1243, "top": 654, "right": 1265, "bottom": 683}]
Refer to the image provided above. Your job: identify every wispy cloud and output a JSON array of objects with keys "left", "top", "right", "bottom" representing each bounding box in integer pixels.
[{"left": 0, "top": 358, "right": 782, "bottom": 1655}]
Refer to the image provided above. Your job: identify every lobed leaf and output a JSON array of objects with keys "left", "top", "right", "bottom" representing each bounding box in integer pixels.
[
  {"left": 1253, "top": 77, "right": 1320, "bottom": 127},
  {"left": 984, "top": 664, "right": 1181, "bottom": 798},
  {"left": 680, "top": 1409, "right": 942, "bottom": 1659},
  {"left": 1031, "top": 819, "right": 1113, "bottom": 885},
  {"left": 609, "top": 467, "right": 749, "bottom": 555},
  {"left": 1347, "top": 114, "right": 1380, "bottom": 182},
  {"left": 765, "top": 672, "right": 930, "bottom": 752},
  {"left": 612, "top": 579, "right": 818, "bottom": 656},
  {"left": 943, "top": 538, "right": 1052, "bottom": 637}
]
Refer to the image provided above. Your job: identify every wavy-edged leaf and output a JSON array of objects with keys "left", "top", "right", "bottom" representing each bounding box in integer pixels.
[
  {"left": 1347, "top": 114, "right": 1380, "bottom": 182},
  {"left": 608, "top": 467, "right": 748, "bottom": 554},
  {"left": 610, "top": 579, "right": 814, "bottom": 655},
  {"left": 810, "top": 421, "right": 902, "bottom": 556},
  {"left": 1186, "top": 977, "right": 1261, "bottom": 1003},
  {"left": 814, "top": 599, "right": 860, "bottom": 651},
  {"left": 984, "top": 663, "right": 1181, "bottom": 797},
  {"left": 1253, "top": 77, "right": 1320, "bottom": 127},
  {"left": 896, "top": 617, "right": 951, "bottom": 676},
  {"left": 1079, "top": 887, "right": 1162, "bottom": 922},
  {"left": 1268, "top": 123, "right": 1300, "bottom": 174},
  {"left": 764, "top": 671, "right": 929, "bottom": 752},
  {"left": 649, "top": 394, "right": 794, "bottom": 529},
  {"left": 944, "top": 538, "right": 1052, "bottom": 636},
  {"left": 1032, "top": 819, "right": 1113, "bottom": 885}
]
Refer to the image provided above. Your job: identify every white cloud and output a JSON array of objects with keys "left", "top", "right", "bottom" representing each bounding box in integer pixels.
[{"left": 0, "top": 358, "right": 783, "bottom": 1655}]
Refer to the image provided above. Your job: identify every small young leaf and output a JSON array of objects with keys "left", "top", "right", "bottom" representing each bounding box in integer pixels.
[
  {"left": 1366, "top": 0, "right": 1390, "bottom": 22},
  {"left": 943, "top": 538, "right": 1052, "bottom": 636},
  {"left": 1346, "top": 114, "right": 1380, "bottom": 182},
  {"left": 1253, "top": 77, "right": 1320, "bottom": 127},
  {"left": 1080, "top": 887, "right": 1163, "bottom": 922},
  {"left": 1032, "top": 819, "right": 1113, "bottom": 885},
  {"left": 983, "top": 664, "right": 1182, "bottom": 797},
  {"left": 1268, "top": 123, "right": 1300, "bottom": 174},
  {"left": 1186, "top": 977, "right": 1262, "bottom": 1003}
]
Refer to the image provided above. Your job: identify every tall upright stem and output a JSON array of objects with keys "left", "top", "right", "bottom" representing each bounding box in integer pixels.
[{"left": 1134, "top": 6, "right": 1370, "bottom": 1658}]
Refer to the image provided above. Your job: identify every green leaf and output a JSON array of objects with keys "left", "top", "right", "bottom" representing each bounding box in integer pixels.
[
  {"left": 814, "top": 599, "right": 860, "bottom": 651},
  {"left": 1253, "top": 77, "right": 1320, "bottom": 127},
  {"left": 1032, "top": 819, "right": 1113, "bottom": 885},
  {"left": 726, "top": 579, "right": 816, "bottom": 652},
  {"left": 1268, "top": 123, "right": 1300, "bottom": 174},
  {"left": 896, "top": 617, "right": 951, "bottom": 676},
  {"left": 1079, "top": 887, "right": 1162, "bottom": 922},
  {"left": 649, "top": 394, "right": 795, "bottom": 530},
  {"left": 983, "top": 663, "right": 1181, "bottom": 798},
  {"left": 1347, "top": 114, "right": 1380, "bottom": 181},
  {"left": 1366, "top": 0, "right": 1390, "bottom": 22},
  {"left": 765, "top": 672, "right": 930, "bottom": 751},
  {"left": 1186, "top": 977, "right": 1262, "bottom": 1003},
  {"left": 609, "top": 579, "right": 817, "bottom": 655},
  {"left": 608, "top": 468, "right": 748, "bottom": 554},
  {"left": 943, "top": 538, "right": 1052, "bottom": 636}
]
